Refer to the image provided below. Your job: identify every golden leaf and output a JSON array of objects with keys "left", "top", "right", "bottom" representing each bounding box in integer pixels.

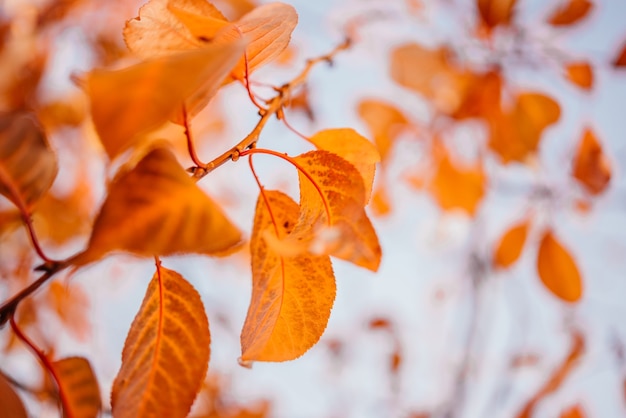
[
  {"left": 537, "top": 230, "right": 583, "bottom": 302},
  {"left": 307, "top": 128, "right": 380, "bottom": 202},
  {"left": 547, "top": 0, "right": 593, "bottom": 26},
  {"left": 86, "top": 39, "right": 246, "bottom": 159},
  {"left": 293, "top": 151, "right": 381, "bottom": 271},
  {"left": 0, "top": 112, "right": 57, "bottom": 207},
  {"left": 0, "top": 372, "right": 27, "bottom": 418},
  {"left": 565, "top": 61, "right": 594, "bottom": 90},
  {"left": 124, "top": 0, "right": 228, "bottom": 58},
  {"left": 240, "top": 191, "right": 335, "bottom": 362},
  {"left": 493, "top": 220, "right": 528, "bottom": 268},
  {"left": 572, "top": 128, "right": 611, "bottom": 194},
  {"left": 111, "top": 265, "right": 210, "bottom": 418},
  {"left": 52, "top": 357, "right": 101, "bottom": 418},
  {"left": 71, "top": 148, "right": 241, "bottom": 266},
  {"left": 357, "top": 99, "right": 409, "bottom": 163}
]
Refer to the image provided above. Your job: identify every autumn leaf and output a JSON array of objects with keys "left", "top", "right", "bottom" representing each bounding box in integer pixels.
[
  {"left": 0, "top": 112, "right": 57, "bottom": 207},
  {"left": 71, "top": 147, "right": 241, "bottom": 266},
  {"left": 516, "top": 331, "right": 585, "bottom": 418},
  {"left": 240, "top": 190, "right": 335, "bottom": 362},
  {"left": 429, "top": 143, "right": 486, "bottom": 216},
  {"left": 493, "top": 220, "right": 529, "bottom": 268},
  {"left": 52, "top": 357, "right": 101, "bottom": 418},
  {"left": 0, "top": 372, "right": 27, "bottom": 418},
  {"left": 124, "top": 0, "right": 228, "bottom": 58},
  {"left": 537, "top": 230, "right": 583, "bottom": 302},
  {"left": 489, "top": 92, "right": 560, "bottom": 163},
  {"left": 477, "top": 0, "right": 518, "bottom": 30},
  {"left": 307, "top": 128, "right": 380, "bottom": 202},
  {"left": 292, "top": 150, "right": 382, "bottom": 271},
  {"left": 86, "top": 39, "right": 245, "bottom": 159},
  {"left": 452, "top": 70, "right": 502, "bottom": 120},
  {"left": 357, "top": 99, "right": 409, "bottom": 163},
  {"left": 613, "top": 42, "right": 626, "bottom": 67},
  {"left": 565, "top": 61, "right": 594, "bottom": 90},
  {"left": 47, "top": 281, "right": 91, "bottom": 340},
  {"left": 561, "top": 404, "right": 586, "bottom": 418},
  {"left": 112, "top": 265, "right": 210, "bottom": 418},
  {"left": 547, "top": 0, "right": 593, "bottom": 26},
  {"left": 572, "top": 128, "right": 611, "bottom": 194}
]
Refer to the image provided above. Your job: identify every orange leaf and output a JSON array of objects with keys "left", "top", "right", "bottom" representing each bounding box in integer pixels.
[
  {"left": 547, "top": 0, "right": 593, "bottom": 26},
  {"left": 47, "top": 281, "right": 90, "bottom": 340},
  {"left": 572, "top": 128, "right": 611, "bottom": 194},
  {"left": 516, "top": 332, "right": 585, "bottom": 418},
  {"left": 489, "top": 92, "right": 560, "bottom": 163},
  {"left": 452, "top": 70, "right": 503, "bottom": 120},
  {"left": 124, "top": 0, "right": 228, "bottom": 58},
  {"left": 357, "top": 99, "right": 409, "bottom": 163},
  {"left": 86, "top": 39, "right": 245, "bottom": 159},
  {"left": 0, "top": 372, "right": 27, "bottom": 418},
  {"left": 240, "top": 191, "right": 335, "bottom": 362},
  {"left": 371, "top": 185, "right": 392, "bottom": 217},
  {"left": 429, "top": 144, "right": 486, "bottom": 215},
  {"left": 0, "top": 112, "right": 58, "bottom": 207},
  {"left": 52, "top": 357, "right": 101, "bottom": 418},
  {"left": 293, "top": 151, "right": 381, "bottom": 271},
  {"left": 477, "top": 0, "right": 518, "bottom": 29},
  {"left": 537, "top": 230, "right": 583, "bottom": 302},
  {"left": 613, "top": 42, "right": 626, "bottom": 67},
  {"left": 493, "top": 220, "right": 529, "bottom": 268},
  {"left": 565, "top": 61, "right": 594, "bottom": 90},
  {"left": 307, "top": 128, "right": 380, "bottom": 202},
  {"left": 71, "top": 148, "right": 241, "bottom": 266},
  {"left": 112, "top": 265, "right": 210, "bottom": 418},
  {"left": 560, "top": 404, "right": 586, "bottom": 418}
]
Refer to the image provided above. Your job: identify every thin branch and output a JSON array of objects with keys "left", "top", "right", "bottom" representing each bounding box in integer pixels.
[
  {"left": 193, "top": 37, "right": 353, "bottom": 180},
  {"left": 182, "top": 105, "right": 207, "bottom": 168}
]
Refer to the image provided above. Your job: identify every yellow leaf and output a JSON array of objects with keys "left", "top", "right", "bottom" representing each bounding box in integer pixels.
[
  {"left": 537, "top": 230, "right": 583, "bottom": 302},
  {"left": 0, "top": 372, "right": 27, "bottom": 418},
  {"left": 547, "top": 0, "right": 593, "bottom": 26},
  {"left": 357, "top": 99, "right": 409, "bottom": 163},
  {"left": 52, "top": 357, "right": 101, "bottom": 418},
  {"left": 477, "top": 0, "right": 518, "bottom": 29},
  {"left": 124, "top": 0, "right": 228, "bottom": 58},
  {"left": 489, "top": 92, "right": 560, "bottom": 163},
  {"left": 71, "top": 148, "right": 241, "bottom": 266},
  {"left": 307, "top": 128, "right": 380, "bottom": 202},
  {"left": 572, "top": 128, "right": 611, "bottom": 195},
  {"left": 565, "top": 61, "right": 594, "bottom": 90},
  {"left": 493, "top": 220, "right": 528, "bottom": 268},
  {"left": 112, "top": 265, "right": 210, "bottom": 418},
  {"left": 86, "top": 40, "right": 246, "bottom": 159},
  {"left": 240, "top": 191, "right": 335, "bottom": 362},
  {"left": 0, "top": 112, "right": 57, "bottom": 207},
  {"left": 429, "top": 143, "right": 486, "bottom": 215},
  {"left": 293, "top": 151, "right": 381, "bottom": 271}
]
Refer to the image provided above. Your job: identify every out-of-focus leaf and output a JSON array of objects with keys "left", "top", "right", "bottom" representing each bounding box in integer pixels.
[
  {"left": 477, "top": 0, "right": 518, "bottom": 30},
  {"left": 86, "top": 40, "right": 245, "bottom": 158},
  {"left": 572, "top": 128, "right": 611, "bottom": 195},
  {"left": 560, "top": 404, "right": 586, "bottom": 418},
  {"left": 0, "top": 372, "right": 27, "bottom": 418},
  {"left": 493, "top": 220, "right": 528, "bottom": 268},
  {"left": 613, "top": 42, "right": 626, "bottom": 67},
  {"left": 0, "top": 113, "right": 57, "bottom": 207},
  {"left": 537, "top": 230, "right": 583, "bottom": 302},
  {"left": 71, "top": 148, "right": 241, "bottom": 266},
  {"left": 429, "top": 143, "right": 486, "bottom": 216},
  {"left": 47, "top": 282, "right": 90, "bottom": 340},
  {"left": 52, "top": 357, "right": 101, "bottom": 418},
  {"left": 240, "top": 191, "right": 335, "bottom": 362},
  {"left": 357, "top": 99, "right": 409, "bottom": 163},
  {"left": 112, "top": 266, "right": 210, "bottom": 418},
  {"left": 452, "top": 70, "right": 502, "bottom": 120},
  {"left": 565, "top": 61, "right": 594, "bottom": 90},
  {"left": 547, "top": 0, "right": 593, "bottom": 26},
  {"left": 307, "top": 128, "right": 380, "bottom": 202}
]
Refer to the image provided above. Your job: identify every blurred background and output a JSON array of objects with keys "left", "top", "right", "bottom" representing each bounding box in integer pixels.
[{"left": 1, "top": 0, "right": 625, "bottom": 417}]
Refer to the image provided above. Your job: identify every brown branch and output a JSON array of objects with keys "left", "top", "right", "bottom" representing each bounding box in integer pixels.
[{"left": 191, "top": 37, "right": 352, "bottom": 180}]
